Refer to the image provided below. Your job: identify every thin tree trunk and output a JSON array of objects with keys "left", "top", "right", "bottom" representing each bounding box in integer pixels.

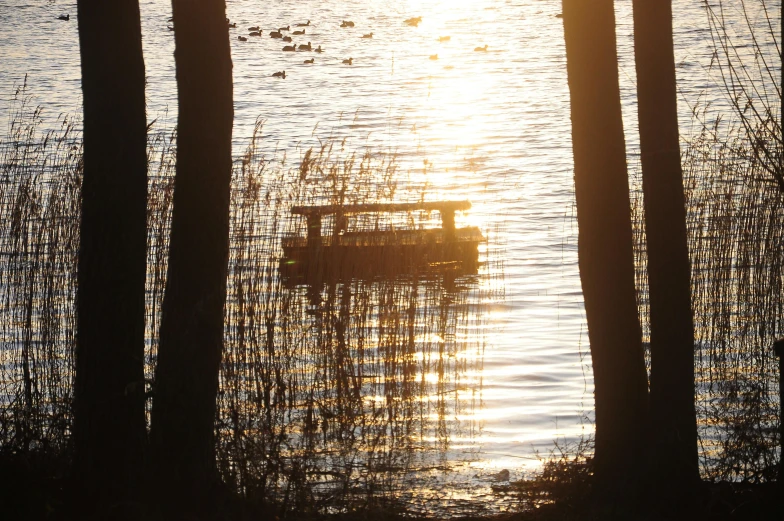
[
  {"left": 149, "top": 0, "right": 234, "bottom": 510},
  {"left": 561, "top": 0, "right": 649, "bottom": 486},
  {"left": 632, "top": 0, "right": 700, "bottom": 493},
  {"left": 73, "top": 0, "right": 148, "bottom": 512}
]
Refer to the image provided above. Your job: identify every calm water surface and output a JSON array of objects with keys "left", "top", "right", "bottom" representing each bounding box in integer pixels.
[{"left": 0, "top": 0, "right": 774, "bottom": 508}]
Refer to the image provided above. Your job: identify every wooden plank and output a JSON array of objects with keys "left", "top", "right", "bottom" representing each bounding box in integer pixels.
[{"left": 290, "top": 200, "right": 471, "bottom": 216}]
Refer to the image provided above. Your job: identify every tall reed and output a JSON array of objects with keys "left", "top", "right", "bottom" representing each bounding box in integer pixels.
[
  {"left": 0, "top": 94, "right": 498, "bottom": 513},
  {"left": 632, "top": 106, "right": 782, "bottom": 482}
]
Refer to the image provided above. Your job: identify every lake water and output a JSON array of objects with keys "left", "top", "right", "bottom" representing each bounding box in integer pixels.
[{"left": 0, "top": 0, "right": 778, "bottom": 513}]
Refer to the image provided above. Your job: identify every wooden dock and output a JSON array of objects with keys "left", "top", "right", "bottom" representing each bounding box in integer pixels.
[{"left": 280, "top": 200, "right": 483, "bottom": 282}]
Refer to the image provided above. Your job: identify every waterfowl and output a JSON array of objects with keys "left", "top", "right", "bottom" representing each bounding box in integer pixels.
[
  {"left": 283, "top": 44, "right": 297, "bottom": 51},
  {"left": 248, "top": 26, "right": 260, "bottom": 31},
  {"left": 429, "top": 54, "right": 438, "bottom": 60},
  {"left": 314, "top": 45, "right": 323, "bottom": 53},
  {"left": 303, "top": 58, "right": 314, "bottom": 64},
  {"left": 228, "top": 22, "right": 236, "bottom": 28},
  {"left": 474, "top": 44, "right": 488, "bottom": 52},
  {"left": 298, "top": 41, "right": 312, "bottom": 51},
  {"left": 438, "top": 36, "right": 450, "bottom": 42},
  {"left": 493, "top": 469, "right": 510, "bottom": 482},
  {"left": 272, "top": 71, "right": 286, "bottom": 78},
  {"left": 340, "top": 20, "right": 355, "bottom": 28},
  {"left": 404, "top": 16, "right": 422, "bottom": 27},
  {"left": 270, "top": 31, "right": 282, "bottom": 38},
  {"left": 342, "top": 57, "right": 353, "bottom": 65},
  {"left": 282, "top": 36, "right": 292, "bottom": 42},
  {"left": 293, "top": 29, "right": 305, "bottom": 35},
  {"left": 238, "top": 36, "right": 248, "bottom": 41},
  {"left": 295, "top": 20, "right": 311, "bottom": 27},
  {"left": 250, "top": 31, "right": 262, "bottom": 36},
  {"left": 362, "top": 32, "right": 373, "bottom": 39},
  {"left": 57, "top": 14, "right": 69, "bottom": 21},
  {"left": 279, "top": 25, "right": 290, "bottom": 31}
]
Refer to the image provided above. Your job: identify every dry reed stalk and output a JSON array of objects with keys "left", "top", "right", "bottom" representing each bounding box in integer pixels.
[{"left": 0, "top": 104, "right": 499, "bottom": 514}]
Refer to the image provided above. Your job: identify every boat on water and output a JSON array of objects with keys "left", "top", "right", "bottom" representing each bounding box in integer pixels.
[{"left": 280, "top": 200, "right": 483, "bottom": 283}]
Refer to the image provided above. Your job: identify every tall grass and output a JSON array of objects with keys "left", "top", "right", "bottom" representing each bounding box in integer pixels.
[
  {"left": 632, "top": 106, "right": 782, "bottom": 482},
  {"left": 0, "top": 90, "right": 499, "bottom": 514},
  {"left": 0, "top": 90, "right": 80, "bottom": 457},
  {"left": 684, "top": 113, "right": 782, "bottom": 481}
]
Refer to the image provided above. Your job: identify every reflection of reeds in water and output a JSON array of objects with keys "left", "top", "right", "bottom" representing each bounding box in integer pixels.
[
  {"left": 632, "top": 113, "right": 782, "bottom": 481},
  {"left": 0, "top": 97, "right": 500, "bottom": 513}
]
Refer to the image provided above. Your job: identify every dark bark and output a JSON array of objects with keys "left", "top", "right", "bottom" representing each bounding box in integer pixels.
[
  {"left": 73, "top": 0, "right": 148, "bottom": 513},
  {"left": 561, "top": 0, "right": 649, "bottom": 484},
  {"left": 149, "top": 0, "right": 234, "bottom": 509},
  {"left": 632, "top": 0, "right": 700, "bottom": 491}
]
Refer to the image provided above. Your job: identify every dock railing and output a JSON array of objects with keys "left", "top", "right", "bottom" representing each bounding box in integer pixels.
[{"left": 290, "top": 200, "right": 472, "bottom": 244}]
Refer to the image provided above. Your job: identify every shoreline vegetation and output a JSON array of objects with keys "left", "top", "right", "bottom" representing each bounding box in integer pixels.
[
  {"left": 1, "top": 87, "right": 782, "bottom": 518},
  {"left": 0, "top": 92, "right": 505, "bottom": 519},
  {"left": 1, "top": 1, "right": 782, "bottom": 519}
]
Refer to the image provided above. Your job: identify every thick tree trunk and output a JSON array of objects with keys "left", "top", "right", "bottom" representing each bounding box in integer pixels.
[
  {"left": 73, "top": 0, "right": 148, "bottom": 512},
  {"left": 561, "top": 0, "right": 649, "bottom": 485},
  {"left": 632, "top": 0, "right": 699, "bottom": 492},
  {"left": 149, "top": 0, "right": 234, "bottom": 510}
]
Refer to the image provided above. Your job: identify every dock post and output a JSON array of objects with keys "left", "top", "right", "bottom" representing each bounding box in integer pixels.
[
  {"left": 776, "top": 338, "right": 784, "bottom": 485},
  {"left": 441, "top": 209, "right": 456, "bottom": 241},
  {"left": 306, "top": 214, "right": 322, "bottom": 247}
]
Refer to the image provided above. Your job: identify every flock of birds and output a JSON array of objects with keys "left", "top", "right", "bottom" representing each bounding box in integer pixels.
[
  {"left": 226, "top": 15, "right": 490, "bottom": 79},
  {"left": 55, "top": 13, "right": 493, "bottom": 80}
]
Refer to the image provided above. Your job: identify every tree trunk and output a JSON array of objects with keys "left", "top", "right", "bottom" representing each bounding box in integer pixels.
[
  {"left": 632, "top": 0, "right": 700, "bottom": 493},
  {"left": 561, "top": 0, "right": 649, "bottom": 485},
  {"left": 73, "top": 0, "right": 148, "bottom": 513},
  {"left": 149, "top": 0, "right": 234, "bottom": 510}
]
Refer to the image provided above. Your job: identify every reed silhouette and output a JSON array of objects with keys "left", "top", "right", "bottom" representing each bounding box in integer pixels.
[{"left": 0, "top": 102, "right": 499, "bottom": 516}]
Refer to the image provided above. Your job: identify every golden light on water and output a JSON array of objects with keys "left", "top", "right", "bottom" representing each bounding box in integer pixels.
[{"left": 0, "top": 0, "right": 598, "bottom": 513}]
